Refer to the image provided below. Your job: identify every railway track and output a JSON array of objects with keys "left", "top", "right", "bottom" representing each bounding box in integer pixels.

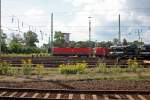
[
  {"left": 0, "top": 87, "right": 149, "bottom": 100},
  {"left": 1, "top": 56, "right": 149, "bottom": 67}
]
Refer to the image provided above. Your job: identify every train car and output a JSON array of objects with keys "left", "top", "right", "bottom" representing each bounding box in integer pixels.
[
  {"left": 124, "top": 44, "right": 139, "bottom": 58},
  {"left": 95, "top": 48, "right": 109, "bottom": 57},
  {"left": 108, "top": 46, "right": 126, "bottom": 58},
  {"left": 139, "top": 44, "right": 150, "bottom": 58},
  {"left": 53, "top": 48, "right": 93, "bottom": 57}
]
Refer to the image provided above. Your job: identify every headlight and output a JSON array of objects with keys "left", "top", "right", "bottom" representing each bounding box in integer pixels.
[{"left": 109, "top": 52, "right": 113, "bottom": 54}]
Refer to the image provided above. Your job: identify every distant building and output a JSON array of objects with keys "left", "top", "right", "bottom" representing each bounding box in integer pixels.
[{"left": 62, "top": 33, "right": 70, "bottom": 43}]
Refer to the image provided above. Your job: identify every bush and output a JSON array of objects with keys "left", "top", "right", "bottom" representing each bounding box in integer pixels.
[
  {"left": 96, "top": 63, "right": 108, "bottom": 73},
  {"left": 0, "top": 62, "right": 12, "bottom": 75},
  {"left": 9, "top": 67, "right": 19, "bottom": 76},
  {"left": 21, "top": 59, "right": 33, "bottom": 75},
  {"left": 127, "top": 58, "right": 139, "bottom": 72},
  {"left": 0, "top": 61, "right": 20, "bottom": 76},
  {"left": 111, "top": 64, "right": 123, "bottom": 73},
  {"left": 59, "top": 63, "right": 87, "bottom": 74},
  {"left": 35, "top": 64, "right": 44, "bottom": 77}
]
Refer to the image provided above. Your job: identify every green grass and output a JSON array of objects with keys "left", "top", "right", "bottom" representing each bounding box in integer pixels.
[
  {"left": 0, "top": 67, "right": 149, "bottom": 81},
  {"left": 0, "top": 60, "right": 150, "bottom": 81}
]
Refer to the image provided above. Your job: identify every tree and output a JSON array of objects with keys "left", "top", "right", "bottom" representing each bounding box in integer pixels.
[
  {"left": 75, "top": 41, "right": 88, "bottom": 48},
  {"left": 9, "top": 34, "right": 23, "bottom": 53},
  {"left": 105, "top": 41, "right": 113, "bottom": 47},
  {"left": 53, "top": 31, "right": 65, "bottom": 47},
  {"left": 68, "top": 41, "right": 76, "bottom": 48},
  {"left": 113, "top": 38, "right": 119, "bottom": 45},
  {"left": 131, "top": 40, "right": 144, "bottom": 46},
  {"left": 24, "top": 31, "right": 39, "bottom": 47},
  {"left": 123, "top": 38, "right": 128, "bottom": 46},
  {"left": 96, "top": 41, "right": 113, "bottom": 48},
  {"left": 0, "top": 29, "right": 8, "bottom": 53},
  {"left": 41, "top": 43, "right": 49, "bottom": 52}
]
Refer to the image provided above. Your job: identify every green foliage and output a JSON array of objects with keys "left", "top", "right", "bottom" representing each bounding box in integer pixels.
[
  {"left": 1, "top": 29, "right": 8, "bottom": 53},
  {"left": 53, "top": 31, "right": 65, "bottom": 47},
  {"left": 24, "top": 31, "right": 39, "bottom": 47},
  {"left": 130, "top": 40, "right": 144, "bottom": 46},
  {"left": 22, "top": 46, "right": 41, "bottom": 54},
  {"left": 0, "top": 62, "right": 11, "bottom": 75},
  {"left": 0, "top": 61, "right": 18, "bottom": 76},
  {"left": 9, "top": 34, "right": 23, "bottom": 53},
  {"left": 59, "top": 63, "right": 87, "bottom": 74},
  {"left": 127, "top": 58, "right": 139, "bottom": 72},
  {"left": 21, "top": 59, "right": 33, "bottom": 75},
  {"left": 113, "top": 38, "right": 119, "bottom": 45},
  {"left": 68, "top": 41, "right": 113, "bottom": 48},
  {"left": 96, "top": 63, "right": 108, "bottom": 73},
  {"left": 111, "top": 64, "right": 123, "bottom": 73},
  {"left": 8, "top": 67, "right": 19, "bottom": 76},
  {"left": 40, "top": 43, "right": 49, "bottom": 53},
  {"left": 7, "top": 31, "right": 40, "bottom": 54},
  {"left": 96, "top": 60, "right": 140, "bottom": 74},
  {"left": 123, "top": 38, "right": 128, "bottom": 45},
  {"left": 35, "top": 64, "right": 44, "bottom": 77},
  {"left": 96, "top": 41, "right": 113, "bottom": 48},
  {"left": 96, "top": 63, "right": 125, "bottom": 73}
]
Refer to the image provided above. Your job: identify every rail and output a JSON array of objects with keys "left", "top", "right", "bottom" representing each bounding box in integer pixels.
[{"left": 0, "top": 87, "right": 149, "bottom": 100}]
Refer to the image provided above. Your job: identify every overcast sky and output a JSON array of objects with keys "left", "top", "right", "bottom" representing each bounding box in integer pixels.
[{"left": 1, "top": 0, "right": 150, "bottom": 46}]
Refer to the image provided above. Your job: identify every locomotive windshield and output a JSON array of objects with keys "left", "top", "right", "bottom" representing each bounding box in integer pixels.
[
  {"left": 141, "top": 44, "right": 150, "bottom": 50},
  {"left": 109, "top": 46, "right": 126, "bottom": 57},
  {"left": 110, "top": 46, "right": 125, "bottom": 52}
]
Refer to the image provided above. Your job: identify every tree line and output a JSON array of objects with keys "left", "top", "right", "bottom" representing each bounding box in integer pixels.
[
  {"left": 1, "top": 29, "right": 42, "bottom": 53},
  {"left": 53, "top": 31, "right": 144, "bottom": 48},
  {"left": 0, "top": 30, "right": 144, "bottom": 54}
]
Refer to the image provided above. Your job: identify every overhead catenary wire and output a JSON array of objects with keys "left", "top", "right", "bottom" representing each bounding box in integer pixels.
[
  {"left": 2, "top": 7, "right": 150, "bottom": 44},
  {"left": 3, "top": 9, "right": 40, "bottom": 33}
]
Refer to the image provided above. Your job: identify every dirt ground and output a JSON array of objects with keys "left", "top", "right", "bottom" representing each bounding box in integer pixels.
[{"left": 0, "top": 80, "right": 150, "bottom": 91}]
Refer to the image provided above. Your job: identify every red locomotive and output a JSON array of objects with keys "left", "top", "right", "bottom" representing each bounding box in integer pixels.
[
  {"left": 53, "top": 47, "right": 109, "bottom": 57},
  {"left": 95, "top": 48, "right": 109, "bottom": 57}
]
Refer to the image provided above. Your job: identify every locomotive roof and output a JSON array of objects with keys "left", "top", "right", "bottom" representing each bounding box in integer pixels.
[{"left": 110, "top": 45, "right": 128, "bottom": 48}]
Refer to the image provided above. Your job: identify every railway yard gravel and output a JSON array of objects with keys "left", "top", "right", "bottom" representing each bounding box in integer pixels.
[{"left": 0, "top": 80, "right": 150, "bottom": 91}]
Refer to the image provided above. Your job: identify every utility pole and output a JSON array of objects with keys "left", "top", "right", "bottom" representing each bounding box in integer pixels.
[
  {"left": 17, "top": 19, "right": 20, "bottom": 34},
  {"left": 0, "top": 0, "right": 2, "bottom": 55},
  {"left": 88, "top": 17, "right": 92, "bottom": 48},
  {"left": 138, "top": 30, "right": 140, "bottom": 41},
  {"left": 0, "top": 25, "right": 1, "bottom": 55},
  {"left": 118, "top": 14, "right": 121, "bottom": 45},
  {"left": 50, "top": 13, "right": 53, "bottom": 55},
  {"left": 88, "top": 17, "right": 92, "bottom": 42},
  {"left": 29, "top": 26, "right": 30, "bottom": 30},
  {"left": 138, "top": 29, "right": 143, "bottom": 46},
  {"left": 140, "top": 29, "right": 142, "bottom": 44}
]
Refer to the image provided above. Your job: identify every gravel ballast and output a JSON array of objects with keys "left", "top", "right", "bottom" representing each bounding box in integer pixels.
[{"left": 0, "top": 80, "right": 150, "bottom": 91}]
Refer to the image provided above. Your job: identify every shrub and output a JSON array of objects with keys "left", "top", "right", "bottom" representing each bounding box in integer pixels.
[
  {"left": 127, "top": 58, "right": 139, "bottom": 72},
  {"left": 9, "top": 67, "right": 19, "bottom": 76},
  {"left": 96, "top": 63, "right": 108, "bottom": 73},
  {"left": 0, "top": 62, "right": 12, "bottom": 75},
  {"left": 111, "top": 64, "right": 122, "bottom": 73},
  {"left": 21, "top": 59, "right": 33, "bottom": 75},
  {"left": 35, "top": 64, "right": 45, "bottom": 77},
  {"left": 59, "top": 63, "right": 87, "bottom": 74}
]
